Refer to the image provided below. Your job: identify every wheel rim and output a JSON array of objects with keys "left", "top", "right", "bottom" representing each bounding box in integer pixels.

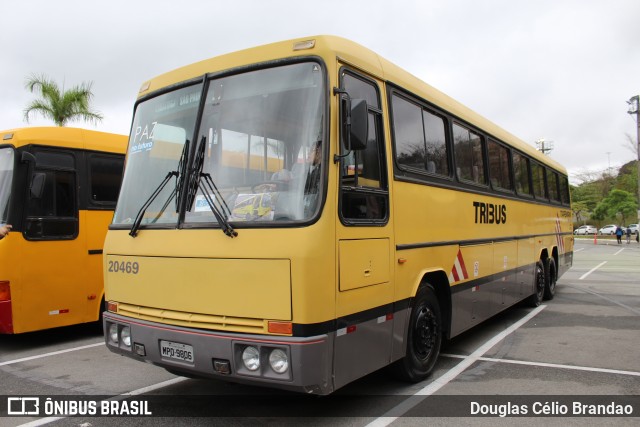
[
  {"left": 549, "top": 265, "right": 556, "bottom": 293},
  {"left": 413, "top": 305, "right": 438, "bottom": 361},
  {"left": 535, "top": 265, "right": 545, "bottom": 299}
]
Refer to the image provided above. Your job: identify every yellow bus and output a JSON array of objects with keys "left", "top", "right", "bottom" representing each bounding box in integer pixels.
[
  {"left": 0, "top": 127, "right": 126, "bottom": 334},
  {"left": 103, "top": 36, "right": 573, "bottom": 394}
]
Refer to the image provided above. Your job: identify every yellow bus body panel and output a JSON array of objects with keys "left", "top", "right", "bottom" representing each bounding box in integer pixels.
[
  {"left": 104, "top": 213, "right": 337, "bottom": 329},
  {"left": 339, "top": 239, "right": 390, "bottom": 291},
  {"left": 106, "top": 255, "right": 291, "bottom": 320}
]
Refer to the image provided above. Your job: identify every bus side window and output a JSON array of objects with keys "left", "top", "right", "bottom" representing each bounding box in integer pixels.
[
  {"left": 512, "top": 151, "right": 532, "bottom": 196},
  {"left": 88, "top": 154, "right": 124, "bottom": 206},
  {"left": 488, "top": 139, "right": 513, "bottom": 191},
  {"left": 453, "top": 123, "right": 486, "bottom": 186},
  {"left": 24, "top": 151, "right": 78, "bottom": 240},
  {"left": 547, "top": 169, "right": 560, "bottom": 203},
  {"left": 531, "top": 161, "right": 547, "bottom": 200}
]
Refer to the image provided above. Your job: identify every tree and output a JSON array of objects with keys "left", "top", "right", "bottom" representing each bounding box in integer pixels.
[
  {"left": 570, "top": 181, "right": 601, "bottom": 212},
  {"left": 23, "top": 74, "right": 103, "bottom": 126},
  {"left": 571, "top": 200, "right": 591, "bottom": 224},
  {"left": 615, "top": 161, "right": 638, "bottom": 197},
  {"left": 591, "top": 189, "right": 638, "bottom": 225}
]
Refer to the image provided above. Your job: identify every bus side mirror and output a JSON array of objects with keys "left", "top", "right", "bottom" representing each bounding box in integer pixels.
[
  {"left": 30, "top": 172, "right": 46, "bottom": 199},
  {"left": 349, "top": 99, "right": 368, "bottom": 151}
]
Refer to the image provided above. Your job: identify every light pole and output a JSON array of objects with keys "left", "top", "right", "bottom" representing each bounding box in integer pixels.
[
  {"left": 627, "top": 95, "right": 640, "bottom": 222},
  {"left": 535, "top": 138, "right": 554, "bottom": 155}
]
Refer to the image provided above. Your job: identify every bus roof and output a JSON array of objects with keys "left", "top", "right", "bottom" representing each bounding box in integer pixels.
[
  {"left": 1, "top": 127, "right": 127, "bottom": 154},
  {"left": 137, "top": 35, "right": 566, "bottom": 174}
]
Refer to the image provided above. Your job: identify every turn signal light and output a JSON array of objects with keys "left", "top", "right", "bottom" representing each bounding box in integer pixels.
[{"left": 268, "top": 321, "right": 292, "bottom": 335}]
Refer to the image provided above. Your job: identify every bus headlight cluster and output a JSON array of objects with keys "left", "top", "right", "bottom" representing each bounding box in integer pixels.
[
  {"left": 235, "top": 344, "right": 290, "bottom": 380},
  {"left": 106, "top": 322, "right": 132, "bottom": 350},
  {"left": 268, "top": 349, "right": 288, "bottom": 374},
  {"left": 108, "top": 324, "right": 119, "bottom": 344},
  {"left": 242, "top": 346, "right": 260, "bottom": 371}
]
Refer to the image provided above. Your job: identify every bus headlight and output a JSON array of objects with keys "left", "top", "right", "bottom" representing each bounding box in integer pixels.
[
  {"left": 108, "top": 324, "right": 119, "bottom": 344},
  {"left": 120, "top": 326, "right": 132, "bottom": 348},
  {"left": 242, "top": 346, "right": 260, "bottom": 371},
  {"left": 268, "top": 349, "right": 288, "bottom": 374}
]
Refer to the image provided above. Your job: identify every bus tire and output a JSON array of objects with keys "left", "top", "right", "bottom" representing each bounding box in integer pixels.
[
  {"left": 393, "top": 285, "right": 442, "bottom": 382},
  {"left": 527, "top": 261, "right": 545, "bottom": 307},
  {"left": 543, "top": 258, "right": 557, "bottom": 301}
]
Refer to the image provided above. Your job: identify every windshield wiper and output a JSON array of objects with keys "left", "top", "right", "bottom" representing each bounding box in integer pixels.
[
  {"left": 197, "top": 172, "right": 237, "bottom": 238},
  {"left": 187, "top": 136, "right": 237, "bottom": 238},
  {"left": 129, "top": 140, "right": 190, "bottom": 237},
  {"left": 129, "top": 170, "right": 179, "bottom": 237},
  {"left": 174, "top": 139, "right": 190, "bottom": 212}
]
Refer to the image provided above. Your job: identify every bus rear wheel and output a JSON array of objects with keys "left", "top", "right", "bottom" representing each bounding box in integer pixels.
[
  {"left": 527, "top": 261, "right": 545, "bottom": 307},
  {"left": 543, "top": 258, "right": 557, "bottom": 300},
  {"left": 393, "top": 285, "right": 442, "bottom": 382}
]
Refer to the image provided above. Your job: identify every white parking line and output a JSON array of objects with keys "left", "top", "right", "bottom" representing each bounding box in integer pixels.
[
  {"left": 613, "top": 248, "right": 625, "bottom": 256},
  {"left": 579, "top": 261, "right": 607, "bottom": 280},
  {"left": 365, "top": 305, "right": 546, "bottom": 427},
  {"left": 441, "top": 354, "right": 640, "bottom": 377},
  {"left": 564, "top": 283, "right": 640, "bottom": 316},
  {"left": 0, "top": 342, "right": 104, "bottom": 367}
]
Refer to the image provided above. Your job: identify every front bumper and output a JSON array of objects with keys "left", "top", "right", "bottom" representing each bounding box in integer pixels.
[{"left": 104, "top": 313, "right": 334, "bottom": 395}]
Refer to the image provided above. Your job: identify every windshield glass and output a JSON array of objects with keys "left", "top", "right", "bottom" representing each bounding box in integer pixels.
[
  {"left": 0, "top": 147, "right": 14, "bottom": 224},
  {"left": 186, "top": 62, "right": 325, "bottom": 224},
  {"left": 113, "top": 85, "right": 202, "bottom": 225},
  {"left": 114, "top": 61, "right": 325, "bottom": 230}
]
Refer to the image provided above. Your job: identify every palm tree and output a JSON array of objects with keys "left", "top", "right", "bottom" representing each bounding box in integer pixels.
[{"left": 23, "top": 74, "right": 103, "bottom": 126}]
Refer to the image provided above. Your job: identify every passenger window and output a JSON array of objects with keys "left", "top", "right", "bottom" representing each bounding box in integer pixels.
[
  {"left": 453, "top": 123, "right": 485, "bottom": 185},
  {"left": 488, "top": 139, "right": 512, "bottom": 191},
  {"left": 512, "top": 151, "right": 531, "bottom": 196},
  {"left": 559, "top": 175, "right": 570, "bottom": 205},
  {"left": 89, "top": 154, "right": 124, "bottom": 205},
  {"left": 423, "top": 109, "right": 449, "bottom": 176},
  {"left": 392, "top": 95, "right": 425, "bottom": 171},
  {"left": 547, "top": 169, "right": 560, "bottom": 202},
  {"left": 390, "top": 93, "right": 449, "bottom": 177},
  {"left": 531, "top": 161, "right": 547, "bottom": 199}
]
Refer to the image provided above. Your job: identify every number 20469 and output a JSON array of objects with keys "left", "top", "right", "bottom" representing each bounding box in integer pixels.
[{"left": 108, "top": 260, "right": 140, "bottom": 274}]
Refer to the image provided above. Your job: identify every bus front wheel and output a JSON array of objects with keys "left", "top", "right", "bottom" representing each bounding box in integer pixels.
[{"left": 393, "top": 285, "right": 442, "bottom": 382}]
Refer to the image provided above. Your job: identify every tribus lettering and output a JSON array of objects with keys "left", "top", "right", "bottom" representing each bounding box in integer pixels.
[{"left": 473, "top": 201, "right": 507, "bottom": 224}]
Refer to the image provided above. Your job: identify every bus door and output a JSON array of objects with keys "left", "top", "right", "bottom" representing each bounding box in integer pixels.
[
  {"left": 333, "top": 68, "right": 394, "bottom": 389},
  {"left": 18, "top": 148, "right": 88, "bottom": 332}
]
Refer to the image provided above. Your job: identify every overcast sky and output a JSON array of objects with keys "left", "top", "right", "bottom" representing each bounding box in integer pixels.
[{"left": 2, "top": 0, "right": 639, "bottom": 183}]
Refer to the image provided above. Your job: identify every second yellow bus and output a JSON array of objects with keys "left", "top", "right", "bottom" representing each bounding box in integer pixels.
[{"left": 0, "top": 127, "right": 126, "bottom": 334}]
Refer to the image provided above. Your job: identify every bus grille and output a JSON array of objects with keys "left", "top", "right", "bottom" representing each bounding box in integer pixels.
[{"left": 116, "top": 303, "right": 267, "bottom": 334}]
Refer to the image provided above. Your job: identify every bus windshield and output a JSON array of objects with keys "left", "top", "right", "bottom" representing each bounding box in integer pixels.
[
  {"left": 0, "top": 147, "right": 14, "bottom": 224},
  {"left": 113, "top": 61, "right": 325, "bottom": 228}
]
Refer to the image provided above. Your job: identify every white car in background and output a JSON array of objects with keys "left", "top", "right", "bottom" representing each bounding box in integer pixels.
[
  {"left": 573, "top": 225, "right": 597, "bottom": 235},
  {"left": 626, "top": 224, "right": 638, "bottom": 234},
  {"left": 598, "top": 224, "right": 618, "bottom": 235}
]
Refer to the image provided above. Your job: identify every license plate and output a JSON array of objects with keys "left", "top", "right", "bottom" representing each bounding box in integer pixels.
[{"left": 160, "top": 340, "right": 194, "bottom": 363}]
